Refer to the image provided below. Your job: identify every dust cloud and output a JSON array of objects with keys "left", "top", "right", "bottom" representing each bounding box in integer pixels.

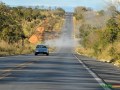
[{"left": 44, "top": 15, "right": 78, "bottom": 49}]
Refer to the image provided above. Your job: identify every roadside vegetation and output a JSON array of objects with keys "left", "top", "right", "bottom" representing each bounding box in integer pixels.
[
  {"left": 74, "top": 4, "right": 120, "bottom": 67},
  {"left": 0, "top": 2, "right": 65, "bottom": 56}
]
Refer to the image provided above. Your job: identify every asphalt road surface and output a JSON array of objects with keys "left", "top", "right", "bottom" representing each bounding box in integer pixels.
[{"left": 0, "top": 13, "right": 119, "bottom": 90}]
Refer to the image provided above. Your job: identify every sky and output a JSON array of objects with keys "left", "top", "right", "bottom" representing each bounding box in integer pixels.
[{"left": 0, "top": 0, "right": 119, "bottom": 12}]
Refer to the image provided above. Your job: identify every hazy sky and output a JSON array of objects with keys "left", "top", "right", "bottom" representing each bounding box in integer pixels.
[{"left": 0, "top": 0, "right": 119, "bottom": 11}]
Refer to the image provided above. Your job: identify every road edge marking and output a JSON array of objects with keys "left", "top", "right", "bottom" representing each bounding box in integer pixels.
[{"left": 73, "top": 54, "right": 112, "bottom": 90}]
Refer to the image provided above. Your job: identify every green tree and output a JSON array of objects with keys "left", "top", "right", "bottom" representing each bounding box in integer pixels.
[
  {"left": 105, "top": 17, "right": 120, "bottom": 43},
  {"left": 53, "top": 7, "right": 65, "bottom": 17}
]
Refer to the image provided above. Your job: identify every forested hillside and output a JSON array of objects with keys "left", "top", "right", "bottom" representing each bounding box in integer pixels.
[
  {"left": 0, "top": 2, "right": 65, "bottom": 56},
  {"left": 74, "top": 6, "right": 120, "bottom": 67}
]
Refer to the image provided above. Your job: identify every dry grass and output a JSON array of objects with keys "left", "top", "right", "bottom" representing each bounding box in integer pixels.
[
  {"left": 0, "top": 40, "right": 33, "bottom": 56},
  {"left": 97, "top": 45, "right": 113, "bottom": 62},
  {"left": 76, "top": 46, "right": 94, "bottom": 57},
  {"left": 0, "top": 40, "right": 56, "bottom": 57},
  {"left": 76, "top": 43, "right": 120, "bottom": 67},
  {"left": 114, "top": 60, "right": 120, "bottom": 67},
  {"left": 49, "top": 47, "right": 56, "bottom": 52}
]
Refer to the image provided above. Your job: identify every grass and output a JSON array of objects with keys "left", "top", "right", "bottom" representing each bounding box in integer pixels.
[
  {"left": 0, "top": 40, "right": 57, "bottom": 57},
  {"left": 0, "top": 40, "right": 33, "bottom": 56},
  {"left": 76, "top": 43, "right": 120, "bottom": 67},
  {"left": 114, "top": 60, "right": 120, "bottom": 67},
  {"left": 49, "top": 47, "right": 56, "bottom": 52}
]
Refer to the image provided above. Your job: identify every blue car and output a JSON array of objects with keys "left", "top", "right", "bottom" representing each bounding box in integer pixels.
[{"left": 35, "top": 45, "right": 49, "bottom": 56}]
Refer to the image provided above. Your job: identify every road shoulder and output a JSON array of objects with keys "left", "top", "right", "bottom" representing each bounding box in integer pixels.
[{"left": 75, "top": 54, "right": 120, "bottom": 90}]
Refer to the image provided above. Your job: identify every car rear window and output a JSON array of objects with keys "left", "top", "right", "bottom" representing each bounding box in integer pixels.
[
  {"left": 42, "top": 46, "right": 47, "bottom": 48},
  {"left": 36, "top": 45, "right": 47, "bottom": 48}
]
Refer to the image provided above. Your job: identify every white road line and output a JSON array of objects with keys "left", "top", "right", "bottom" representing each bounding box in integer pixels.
[{"left": 73, "top": 54, "right": 112, "bottom": 90}]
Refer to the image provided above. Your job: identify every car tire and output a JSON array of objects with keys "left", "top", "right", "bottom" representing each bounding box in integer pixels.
[
  {"left": 35, "top": 53, "right": 38, "bottom": 56},
  {"left": 46, "top": 53, "right": 49, "bottom": 56}
]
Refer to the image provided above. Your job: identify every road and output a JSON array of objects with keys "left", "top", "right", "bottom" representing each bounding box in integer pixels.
[{"left": 0, "top": 13, "right": 119, "bottom": 90}]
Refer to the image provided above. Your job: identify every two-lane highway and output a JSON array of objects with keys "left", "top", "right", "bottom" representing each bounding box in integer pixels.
[{"left": 0, "top": 14, "right": 110, "bottom": 90}]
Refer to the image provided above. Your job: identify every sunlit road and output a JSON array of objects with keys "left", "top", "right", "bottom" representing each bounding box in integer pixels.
[{"left": 0, "top": 13, "right": 116, "bottom": 90}]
